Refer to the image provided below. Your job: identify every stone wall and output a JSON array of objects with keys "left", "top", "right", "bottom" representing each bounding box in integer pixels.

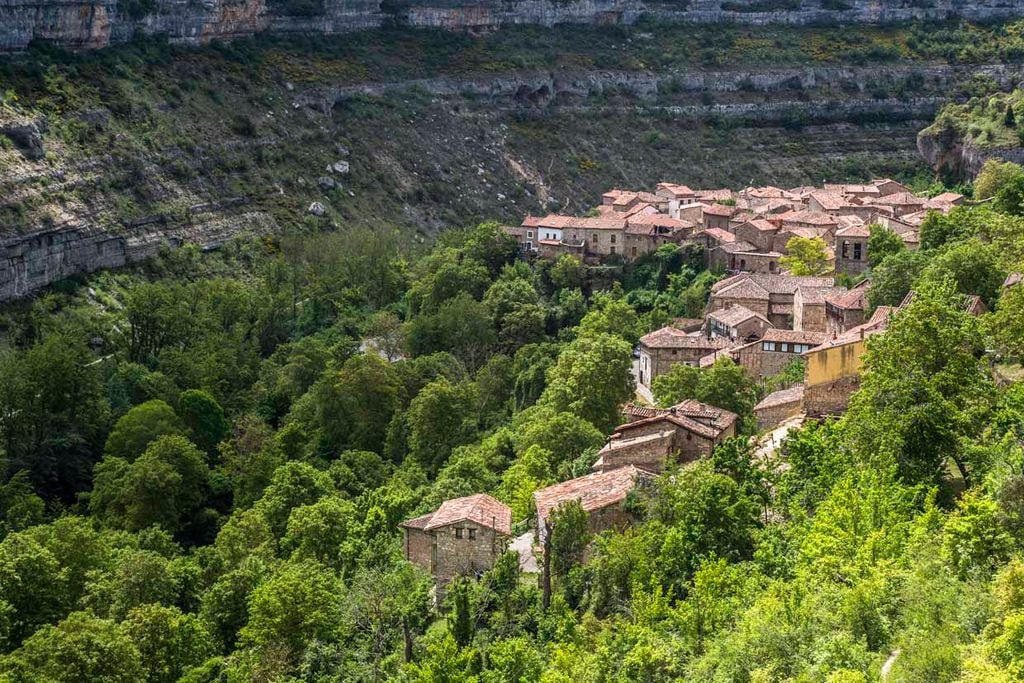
[
  {"left": 431, "top": 520, "right": 507, "bottom": 598},
  {"left": 0, "top": 212, "right": 275, "bottom": 301},
  {"left": 403, "top": 527, "right": 433, "bottom": 572},
  {"left": 803, "top": 374, "right": 860, "bottom": 416},
  {"left": 5, "top": 0, "right": 1024, "bottom": 54}
]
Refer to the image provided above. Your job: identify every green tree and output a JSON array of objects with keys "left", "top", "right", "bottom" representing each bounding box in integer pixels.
[
  {"left": 974, "top": 158, "right": 1024, "bottom": 200},
  {"left": 943, "top": 490, "right": 1012, "bottom": 579},
  {"left": 989, "top": 277, "right": 1024, "bottom": 359},
  {"left": 549, "top": 500, "right": 591, "bottom": 577},
  {"left": 541, "top": 332, "right": 634, "bottom": 433},
  {"left": 847, "top": 278, "right": 993, "bottom": 485},
  {"left": 780, "top": 236, "right": 831, "bottom": 276},
  {"left": 995, "top": 174, "right": 1024, "bottom": 216},
  {"left": 0, "top": 611, "right": 144, "bottom": 682},
  {"left": 447, "top": 577, "right": 475, "bottom": 648},
  {"left": 867, "top": 249, "right": 928, "bottom": 310},
  {"left": 123, "top": 604, "right": 217, "bottom": 683},
  {"left": 311, "top": 353, "right": 404, "bottom": 455},
  {"left": 91, "top": 435, "right": 210, "bottom": 536},
  {"left": 104, "top": 400, "right": 185, "bottom": 461},
  {"left": 176, "top": 389, "right": 229, "bottom": 457},
  {"left": 240, "top": 560, "right": 343, "bottom": 658},
  {"left": 653, "top": 357, "right": 757, "bottom": 425},
  {"left": 549, "top": 254, "right": 585, "bottom": 291},
  {"left": 406, "top": 378, "right": 479, "bottom": 475},
  {"left": 649, "top": 461, "right": 760, "bottom": 592},
  {"left": 867, "top": 223, "right": 906, "bottom": 269}
]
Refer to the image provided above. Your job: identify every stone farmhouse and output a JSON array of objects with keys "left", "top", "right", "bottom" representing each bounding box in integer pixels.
[
  {"left": 730, "top": 328, "right": 828, "bottom": 379},
  {"left": 636, "top": 326, "right": 734, "bottom": 393},
  {"left": 592, "top": 400, "right": 739, "bottom": 473},
  {"left": 400, "top": 493, "right": 512, "bottom": 598},
  {"left": 534, "top": 465, "right": 653, "bottom": 546}
]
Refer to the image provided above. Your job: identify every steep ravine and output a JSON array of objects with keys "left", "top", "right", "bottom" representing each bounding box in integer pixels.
[{"left": 0, "top": 44, "right": 1014, "bottom": 300}]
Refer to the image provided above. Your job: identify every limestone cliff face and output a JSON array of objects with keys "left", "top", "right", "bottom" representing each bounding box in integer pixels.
[{"left": 4, "top": 0, "right": 1024, "bottom": 53}]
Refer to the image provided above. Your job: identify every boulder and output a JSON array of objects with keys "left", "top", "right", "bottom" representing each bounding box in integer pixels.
[
  {"left": 308, "top": 202, "right": 327, "bottom": 216},
  {"left": 317, "top": 176, "right": 337, "bottom": 190},
  {"left": 0, "top": 118, "right": 47, "bottom": 160},
  {"left": 328, "top": 160, "right": 350, "bottom": 175}
]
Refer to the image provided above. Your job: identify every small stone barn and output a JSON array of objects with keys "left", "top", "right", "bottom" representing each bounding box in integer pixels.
[{"left": 399, "top": 493, "right": 512, "bottom": 596}]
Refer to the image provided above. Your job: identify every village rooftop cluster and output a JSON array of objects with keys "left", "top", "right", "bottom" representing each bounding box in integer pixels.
[{"left": 398, "top": 177, "right": 993, "bottom": 599}]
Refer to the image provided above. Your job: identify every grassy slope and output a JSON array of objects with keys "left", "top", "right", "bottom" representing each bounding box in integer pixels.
[{"left": 1, "top": 20, "right": 1022, "bottom": 238}]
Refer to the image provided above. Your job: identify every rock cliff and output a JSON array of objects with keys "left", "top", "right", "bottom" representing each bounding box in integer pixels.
[{"left": 4, "top": 0, "right": 1024, "bottom": 53}]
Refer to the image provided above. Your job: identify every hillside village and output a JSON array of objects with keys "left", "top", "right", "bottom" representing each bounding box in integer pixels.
[{"left": 401, "top": 176, "right": 1000, "bottom": 599}]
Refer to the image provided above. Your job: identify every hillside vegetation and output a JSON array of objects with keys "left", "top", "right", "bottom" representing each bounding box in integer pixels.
[
  {"left": 2, "top": 158, "right": 1024, "bottom": 678},
  {"left": 2, "top": 20, "right": 1024, "bottom": 243}
]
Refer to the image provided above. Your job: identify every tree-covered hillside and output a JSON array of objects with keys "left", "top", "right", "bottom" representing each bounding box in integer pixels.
[{"left": 2, "top": 158, "right": 1024, "bottom": 680}]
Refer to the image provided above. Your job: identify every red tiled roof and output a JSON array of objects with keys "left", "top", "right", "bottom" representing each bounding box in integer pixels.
[
  {"left": 614, "top": 399, "right": 739, "bottom": 440},
  {"left": 707, "top": 304, "right": 770, "bottom": 327},
  {"left": 535, "top": 466, "right": 650, "bottom": 524},
  {"left": 777, "top": 210, "right": 839, "bottom": 226},
  {"left": 639, "top": 327, "right": 734, "bottom": 350},
  {"left": 403, "top": 494, "right": 512, "bottom": 535},
  {"left": 700, "top": 228, "right": 736, "bottom": 243},
  {"left": 703, "top": 203, "right": 736, "bottom": 217},
  {"left": 836, "top": 223, "right": 870, "bottom": 238},
  {"left": 826, "top": 287, "right": 868, "bottom": 310},
  {"left": 761, "top": 328, "right": 828, "bottom": 345}
]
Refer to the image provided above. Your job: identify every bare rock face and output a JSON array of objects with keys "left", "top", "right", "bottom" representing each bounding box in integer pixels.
[
  {"left": 0, "top": 118, "right": 47, "bottom": 160},
  {"left": 4, "top": 0, "right": 1024, "bottom": 53}
]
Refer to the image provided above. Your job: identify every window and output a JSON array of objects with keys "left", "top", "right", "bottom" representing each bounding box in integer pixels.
[
  {"left": 610, "top": 234, "right": 616, "bottom": 244},
  {"left": 841, "top": 241, "right": 849, "bottom": 259},
  {"left": 455, "top": 528, "right": 463, "bottom": 539},
  {"left": 632, "top": 246, "right": 638, "bottom": 256},
  {"left": 854, "top": 242, "right": 862, "bottom": 260},
  {"left": 769, "top": 261, "right": 776, "bottom": 273},
  {"left": 781, "top": 343, "right": 790, "bottom": 353},
  {"left": 592, "top": 233, "right": 598, "bottom": 243},
  {"left": 672, "top": 349, "right": 678, "bottom": 355},
  {"left": 468, "top": 528, "right": 476, "bottom": 540},
  {"left": 527, "top": 231, "right": 533, "bottom": 238},
  {"left": 763, "top": 341, "right": 777, "bottom": 351},
  {"left": 610, "top": 246, "right": 616, "bottom": 254}
]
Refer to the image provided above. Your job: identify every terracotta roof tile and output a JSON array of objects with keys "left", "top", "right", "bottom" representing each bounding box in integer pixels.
[
  {"left": 639, "top": 327, "right": 734, "bottom": 350},
  {"left": 534, "top": 466, "right": 650, "bottom": 524},
  {"left": 408, "top": 494, "right": 512, "bottom": 535}
]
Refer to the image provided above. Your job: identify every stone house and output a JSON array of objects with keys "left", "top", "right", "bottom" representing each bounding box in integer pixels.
[
  {"left": 865, "top": 191, "right": 926, "bottom": 217},
  {"left": 834, "top": 223, "right": 870, "bottom": 274},
  {"left": 693, "top": 227, "right": 736, "bottom": 251},
  {"left": 706, "top": 304, "right": 774, "bottom": 342},
  {"left": 400, "top": 494, "right": 512, "bottom": 597},
  {"left": 731, "top": 328, "right": 827, "bottom": 379},
  {"left": 734, "top": 219, "right": 781, "bottom": 252},
  {"left": 808, "top": 190, "right": 856, "bottom": 216},
  {"left": 776, "top": 210, "right": 839, "bottom": 234},
  {"left": 534, "top": 465, "right": 653, "bottom": 546},
  {"left": 793, "top": 285, "right": 848, "bottom": 333},
  {"left": 562, "top": 216, "right": 627, "bottom": 258},
  {"left": 657, "top": 183, "right": 698, "bottom": 218},
  {"left": 871, "top": 178, "right": 912, "bottom": 196},
  {"left": 710, "top": 244, "right": 783, "bottom": 274},
  {"left": 802, "top": 306, "right": 893, "bottom": 416},
  {"left": 770, "top": 225, "right": 835, "bottom": 254},
  {"left": 825, "top": 284, "right": 868, "bottom": 336},
  {"left": 637, "top": 327, "right": 735, "bottom": 392},
  {"left": 592, "top": 400, "right": 739, "bottom": 473},
  {"left": 754, "top": 383, "right": 805, "bottom": 430},
  {"left": 701, "top": 203, "right": 736, "bottom": 230},
  {"left": 708, "top": 273, "right": 835, "bottom": 330},
  {"left": 624, "top": 214, "right": 695, "bottom": 259},
  {"left": 502, "top": 225, "right": 536, "bottom": 254}
]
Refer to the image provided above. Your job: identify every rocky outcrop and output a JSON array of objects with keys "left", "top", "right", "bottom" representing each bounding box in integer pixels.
[
  {"left": 918, "top": 117, "right": 1024, "bottom": 179},
  {"left": 4, "top": 0, "right": 1024, "bottom": 53},
  {"left": 0, "top": 212, "right": 275, "bottom": 300}
]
